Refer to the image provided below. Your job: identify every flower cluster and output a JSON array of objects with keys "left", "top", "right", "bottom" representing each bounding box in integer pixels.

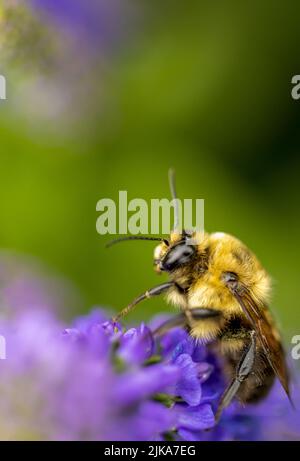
[{"left": 0, "top": 303, "right": 299, "bottom": 441}]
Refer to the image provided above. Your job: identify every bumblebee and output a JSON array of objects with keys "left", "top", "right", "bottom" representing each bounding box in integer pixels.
[{"left": 108, "top": 170, "right": 291, "bottom": 420}]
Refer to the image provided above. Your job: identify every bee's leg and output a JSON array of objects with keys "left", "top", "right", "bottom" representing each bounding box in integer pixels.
[
  {"left": 113, "top": 282, "right": 175, "bottom": 322},
  {"left": 153, "top": 307, "right": 221, "bottom": 337},
  {"left": 215, "top": 330, "right": 256, "bottom": 423},
  {"left": 152, "top": 313, "right": 187, "bottom": 337}
]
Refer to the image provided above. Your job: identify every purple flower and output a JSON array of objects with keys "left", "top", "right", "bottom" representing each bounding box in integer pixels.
[
  {"left": 173, "top": 354, "right": 202, "bottom": 406},
  {"left": 115, "top": 365, "right": 180, "bottom": 406},
  {"left": 176, "top": 404, "right": 216, "bottom": 440},
  {"left": 0, "top": 302, "right": 299, "bottom": 441},
  {"left": 118, "top": 323, "right": 154, "bottom": 365}
]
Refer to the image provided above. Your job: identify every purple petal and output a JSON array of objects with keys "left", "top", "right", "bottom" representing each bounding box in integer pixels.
[
  {"left": 109, "top": 401, "right": 177, "bottom": 441},
  {"left": 198, "top": 362, "right": 214, "bottom": 383},
  {"left": 118, "top": 323, "right": 154, "bottom": 365},
  {"left": 115, "top": 364, "right": 180, "bottom": 406},
  {"left": 172, "top": 336, "right": 196, "bottom": 362},
  {"left": 174, "top": 354, "right": 202, "bottom": 406},
  {"left": 177, "top": 428, "right": 202, "bottom": 441},
  {"left": 176, "top": 403, "right": 215, "bottom": 431}
]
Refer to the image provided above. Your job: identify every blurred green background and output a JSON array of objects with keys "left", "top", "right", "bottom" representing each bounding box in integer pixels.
[{"left": 0, "top": 1, "right": 299, "bottom": 339}]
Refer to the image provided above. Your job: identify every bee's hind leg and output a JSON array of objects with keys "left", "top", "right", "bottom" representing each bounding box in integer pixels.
[{"left": 215, "top": 330, "right": 256, "bottom": 423}]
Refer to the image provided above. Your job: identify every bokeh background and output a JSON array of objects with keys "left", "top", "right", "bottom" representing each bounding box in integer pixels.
[{"left": 0, "top": 0, "right": 299, "bottom": 343}]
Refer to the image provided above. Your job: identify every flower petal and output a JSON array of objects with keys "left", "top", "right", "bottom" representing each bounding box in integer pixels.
[
  {"left": 176, "top": 403, "right": 215, "bottom": 431},
  {"left": 118, "top": 323, "right": 154, "bottom": 365},
  {"left": 174, "top": 354, "right": 202, "bottom": 406}
]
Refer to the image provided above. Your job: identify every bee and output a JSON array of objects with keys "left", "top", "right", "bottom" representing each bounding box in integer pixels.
[{"left": 107, "top": 170, "right": 291, "bottom": 421}]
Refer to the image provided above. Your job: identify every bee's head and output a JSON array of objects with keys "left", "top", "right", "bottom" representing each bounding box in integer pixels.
[{"left": 153, "top": 230, "right": 196, "bottom": 273}]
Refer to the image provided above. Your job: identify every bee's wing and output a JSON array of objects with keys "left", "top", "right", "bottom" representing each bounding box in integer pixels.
[{"left": 234, "top": 291, "right": 291, "bottom": 401}]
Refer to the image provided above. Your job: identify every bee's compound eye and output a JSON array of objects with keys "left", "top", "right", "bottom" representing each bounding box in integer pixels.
[
  {"left": 222, "top": 271, "right": 238, "bottom": 288},
  {"left": 161, "top": 242, "right": 195, "bottom": 272},
  {"left": 223, "top": 271, "right": 237, "bottom": 281}
]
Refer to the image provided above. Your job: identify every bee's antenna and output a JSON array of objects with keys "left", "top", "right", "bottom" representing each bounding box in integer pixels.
[
  {"left": 106, "top": 236, "right": 168, "bottom": 248},
  {"left": 168, "top": 168, "right": 180, "bottom": 232}
]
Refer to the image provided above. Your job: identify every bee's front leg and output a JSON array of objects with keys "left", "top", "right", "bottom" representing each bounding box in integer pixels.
[
  {"left": 215, "top": 330, "right": 256, "bottom": 423},
  {"left": 113, "top": 282, "right": 175, "bottom": 322}
]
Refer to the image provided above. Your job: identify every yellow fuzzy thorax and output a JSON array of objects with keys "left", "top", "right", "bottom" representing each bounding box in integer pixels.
[{"left": 193, "top": 232, "right": 271, "bottom": 308}]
